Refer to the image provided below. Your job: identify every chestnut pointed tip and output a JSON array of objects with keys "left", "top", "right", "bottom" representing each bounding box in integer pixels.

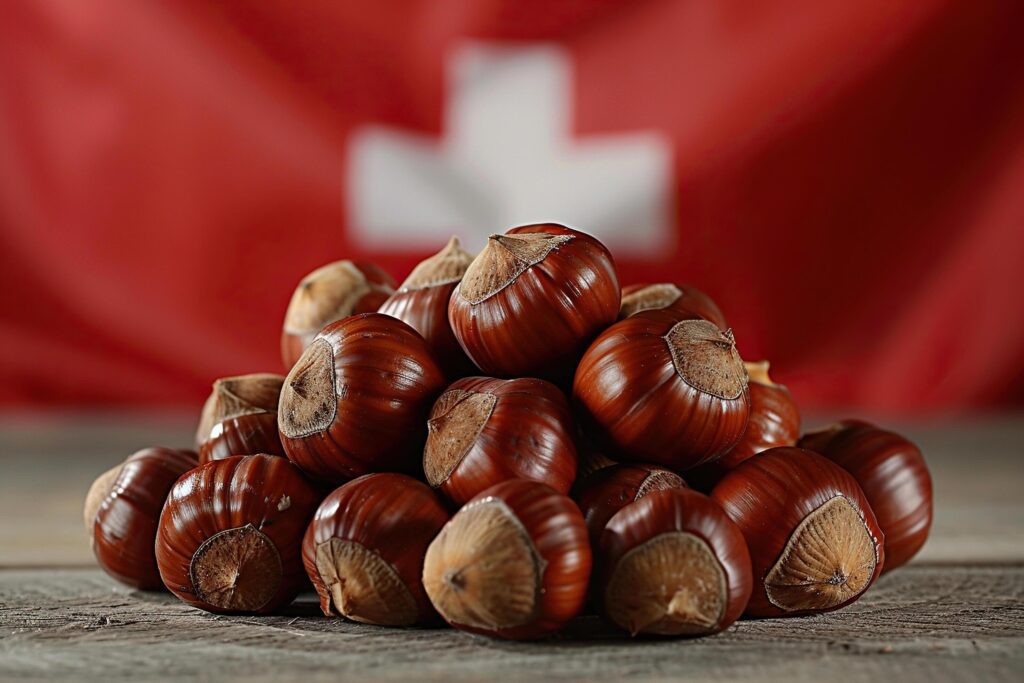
[{"left": 744, "top": 360, "right": 774, "bottom": 386}]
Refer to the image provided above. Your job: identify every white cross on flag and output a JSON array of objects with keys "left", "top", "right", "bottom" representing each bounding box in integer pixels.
[{"left": 347, "top": 44, "right": 674, "bottom": 255}]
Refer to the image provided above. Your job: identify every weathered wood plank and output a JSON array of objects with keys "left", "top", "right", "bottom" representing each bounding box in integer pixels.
[
  {"left": 2, "top": 414, "right": 1023, "bottom": 567},
  {"left": 1, "top": 566, "right": 1022, "bottom": 682}
]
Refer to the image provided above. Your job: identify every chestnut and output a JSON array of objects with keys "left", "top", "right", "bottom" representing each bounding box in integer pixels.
[
  {"left": 422, "top": 478, "right": 591, "bottom": 640},
  {"left": 619, "top": 282, "right": 727, "bottom": 330},
  {"left": 302, "top": 473, "right": 449, "bottom": 626},
  {"left": 688, "top": 360, "right": 800, "bottom": 490},
  {"left": 448, "top": 223, "right": 620, "bottom": 380},
  {"left": 599, "top": 488, "right": 751, "bottom": 636},
  {"left": 281, "top": 260, "right": 396, "bottom": 369},
  {"left": 155, "top": 454, "right": 321, "bottom": 614},
  {"left": 576, "top": 443, "right": 618, "bottom": 481},
  {"left": 574, "top": 463, "right": 687, "bottom": 544},
  {"left": 195, "top": 373, "right": 286, "bottom": 463},
  {"left": 84, "top": 447, "right": 199, "bottom": 590},
  {"left": 278, "top": 313, "right": 446, "bottom": 485},
  {"left": 423, "top": 376, "right": 577, "bottom": 506},
  {"left": 378, "top": 237, "right": 477, "bottom": 378},
  {"left": 799, "top": 420, "right": 932, "bottom": 572},
  {"left": 573, "top": 308, "right": 751, "bottom": 471},
  {"left": 711, "top": 447, "right": 885, "bottom": 617}
]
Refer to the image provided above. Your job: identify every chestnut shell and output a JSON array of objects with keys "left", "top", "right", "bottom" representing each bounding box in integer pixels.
[
  {"left": 573, "top": 308, "right": 751, "bottom": 471},
  {"left": 799, "top": 420, "right": 932, "bottom": 572},
  {"left": 619, "top": 282, "right": 727, "bottom": 330},
  {"left": 379, "top": 281, "right": 476, "bottom": 379},
  {"left": 200, "top": 412, "right": 286, "bottom": 464},
  {"left": 155, "top": 455, "right": 321, "bottom": 614},
  {"left": 448, "top": 224, "right": 620, "bottom": 381},
  {"left": 711, "top": 447, "right": 885, "bottom": 617},
  {"left": 302, "top": 473, "right": 450, "bottom": 624},
  {"left": 423, "top": 376, "right": 578, "bottom": 506},
  {"left": 278, "top": 313, "right": 447, "bottom": 485},
  {"left": 599, "top": 487, "right": 752, "bottom": 635},
  {"left": 574, "top": 463, "right": 687, "bottom": 544},
  {"left": 423, "top": 478, "right": 591, "bottom": 640},
  {"left": 87, "top": 447, "right": 199, "bottom": 590},
  {"left": 688, "top": 361, "right": 799, "bottom": 490},
  {"left": 281, "top": 261, "right": 396, "bottom": 369}
]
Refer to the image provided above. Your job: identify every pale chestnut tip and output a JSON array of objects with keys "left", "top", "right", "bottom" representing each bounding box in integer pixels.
[
  {"left": 666, "top": 319, "right": 747, "bottom": 401},
  {"left": 314, "top": 538, "right": 418, "bottom": 626},
  {"left": 744, "top": 360, "right": 779, "bottom": 387},
  {"left": 83, "top": 464, "right": 124, "bottom": 539},
  {"left": 460, "top": 231, "right": 572, "bottom": 304},
  {"left": 196, "top": 374, "right": 284, "bottom": 444},
  {"left": 283, "top": 261, "right": 374, "bottom": 334},
  {"left": 422, "top": 497, "right": 543, "bottom": 632},
  {"left": 604, "top": 531, "right": 726, "bottom": 637},
  {"left": 764, "top": 495, "right": 878, "bottom": 612},
  {"left": 398, "top": 236, "right": 475, "bottom": 291}
]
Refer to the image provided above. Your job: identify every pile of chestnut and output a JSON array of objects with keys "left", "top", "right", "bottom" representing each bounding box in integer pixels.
[{"left": 84, "top": 224, "right": 933, "bottom": 640}]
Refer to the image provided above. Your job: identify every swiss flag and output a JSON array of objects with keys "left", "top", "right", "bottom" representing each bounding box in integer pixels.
[{"left": 1, "top": 1, "right": 1022, "bottom": 413}]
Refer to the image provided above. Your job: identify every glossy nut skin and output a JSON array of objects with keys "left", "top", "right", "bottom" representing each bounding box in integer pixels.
[
  {"left": 155, "top": 455, "right": 321, "bottom": 614},
  {"left": 448, "top": 224, "right": 620, "bottom": 381},
  {"left": 200, "top": 412, "right": 285, "bottom": 463},
  {"left": 573, "top": 308, "right": 751, "bottom": 471},
  {"left": 196, "top": 374, "right": 286, "bottom": 464},
  {"left": 799, "top": 420, "right": 932, "bottom": 572},
  {"left": 278, "top": 313, "right": 447, "bottom": 485},
  {"left": 599, "top": 488, "right": 752, "bottom": 635},
  {"left": 620, "top": 282, "right": 728, "bottom": 330},
  {"left": 302, "top": 473, "right": 450, "bottom": 624},
  {"left": 576, "top": 442, "right": 618, "bottom": 481},
  {"left": 688, "top": 361, "right": 800, "bottom": 490},
  {"left": 711, "top": 448, "right": 885, "bottom": 617},
  {"left": 281, "top": 261, "right": 396, "bottom": 369},
  {"left": 86, "top": 447, "right": 199, "bottom": 590},
  {"left": 423, "top": 479, "right": 591, "bottom": 640},
  {"left": 378, "top": 238, "right": 476, "bottom": 378},
  {"left": 380, "top": 282, "right": 475, "bottom": 379},
  {"left": 574, "top": 463, "right": 687, "bottom": 544},
  {"left": 423, "top": 376, "right": 577, "bottom": 506}
]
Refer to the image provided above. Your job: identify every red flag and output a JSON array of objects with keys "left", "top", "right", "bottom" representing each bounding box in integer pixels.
[{"left": 1, "top": 0, "right": 1022, "bottom": 413}]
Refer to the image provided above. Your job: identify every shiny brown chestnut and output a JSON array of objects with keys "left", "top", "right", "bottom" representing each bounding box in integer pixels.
[
  {"left": 688, "top": 361, "right": 800, "bottom": 490},
  {"left": 378, "top": 237, "right": 476, "bottom": 378},
  {"left": 576, "top": 443, "right": 618, "bottom": 481},
  {"left": 711, "top": 447, "right": 885, "bottom": 617},
  {"left": 574, "top": 463, "right": 687, "bottom": 545},
  {"left": 573, "top": 308, "right": 751, "bottom": 471},
  {"left": 278, "top": 313, "right": 446, "bottom": 485},
  {"left": 448, "top": 223, "right": 620, "bottom": 380},
  {"left": 281, "top": 260, "right": 396, "bottom": 369},
  {"left": 599, "top": 488, "right": 752, "bottom": 636},
  {"left": 619, "top": 282, "right": 728, "bottom": 330},
  {"left": 422, "top": 478, "right": 591, "bottom": 640},
  {"left": 302, "top": 473, "right": 449, "bottom": 626},
  {"left": 423, "top": 376, "right": 577, "bottom": 506},
  {"left": 155, "top": 454, "right": 321, "bottom": 614},
  {"left": 799, "top": 420, "right": 932, "bottom": 572},
  {"left": 84, "top": 447, "right": 199, "bottom": 590},
  {"left": 195, "top": 373, "right": 286, "bottom": 463}
]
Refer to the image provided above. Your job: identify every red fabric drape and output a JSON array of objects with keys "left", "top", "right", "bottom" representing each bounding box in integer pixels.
[{"left": 1, "top": 0, "right": 1022, "bottom": 413}]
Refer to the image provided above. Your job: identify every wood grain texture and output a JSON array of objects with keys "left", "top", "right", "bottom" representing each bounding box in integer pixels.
[
  {"left": 1, "top": 566, "right": 1022, "bottom": 682},
  {"left": 1, "top": 415, "right": 1023, "bottom": 680}
]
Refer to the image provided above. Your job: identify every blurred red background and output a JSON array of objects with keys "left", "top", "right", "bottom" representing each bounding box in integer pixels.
[{"left": 2, "top": 0, "right": 1023, "bottom": 414}]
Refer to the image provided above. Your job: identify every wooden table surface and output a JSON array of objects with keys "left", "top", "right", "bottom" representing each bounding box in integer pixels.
[{"left": 1, "top": 413, "right": 1022, "bottom": 682}]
